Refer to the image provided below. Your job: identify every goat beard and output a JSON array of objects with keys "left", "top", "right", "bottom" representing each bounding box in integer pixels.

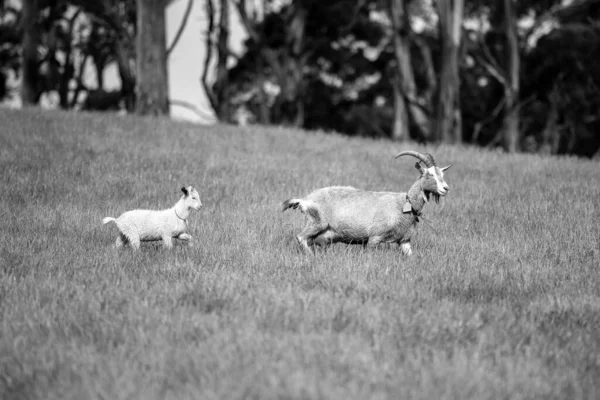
[{"left": 425, "top": 192, "right": 440, "bottom": 204}]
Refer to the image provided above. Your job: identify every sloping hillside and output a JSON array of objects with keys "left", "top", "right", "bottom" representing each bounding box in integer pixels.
[{"left": 1, "top": 108, "right": 599, "bottom": 399}]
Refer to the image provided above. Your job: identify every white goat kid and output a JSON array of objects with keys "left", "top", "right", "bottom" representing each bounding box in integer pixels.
[
  {"left": 282, "top": 151, "right": 450, "bottom": 255},
  {"left": 102, "top": 186, "right": 202, "bottom": 250}
]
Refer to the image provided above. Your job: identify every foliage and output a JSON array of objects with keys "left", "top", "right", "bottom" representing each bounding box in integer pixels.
[
  {"left": 0, "top": 6, "right": 19, "bottom": 99},
  {"left": 0, "top": 0, "right": 135, "bottom": 108},
  {"left": 218, "top": 0, "right": 600, "bottom": 155},
  {"left": 459, "top": 0, "right": 600, "bottom": 155},
  {"left": 226, "top": 0, "right": 389, "bottom": 131},
  {"left": 521, "top": 23, "right": 600, "bottom": 156},
  {"left": 2, "top": 0, "right": 600, "bottom": 155}
]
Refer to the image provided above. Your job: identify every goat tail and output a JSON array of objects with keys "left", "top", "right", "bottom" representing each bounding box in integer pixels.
[
  {"left": 282, "top": 198, "right": 303, "bottom": 212},
  {"left": 102, "top": 217, "right": 116, "bottom": 225},
  {"left": 281, "top": 198, "right": 321, "bottom": 222}
]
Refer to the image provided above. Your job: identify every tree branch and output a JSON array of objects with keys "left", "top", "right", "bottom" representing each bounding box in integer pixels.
[
  {"left": 166, "top": 0, "right": 193, "bottom": 57},
  {"left": 70, "top": 53, "right": 89, "bottom": 108},
  {"left": 472, "top": 96, "right": 505, "bottom": 142},
  {"left": 521, "top": 0, "right": 600, "bottom": 44},
  {"left": 413, "top": 34, "right": 436, "bottom": 98},
  {"left": 82, "top": 6, "right": 133, "bottom": 44},
  {"left": 482, "top": 95, "right": 534, "bottom": 147},
  {"left": 231, "top": 0, "right": 259, "bottom": 42},
  {"left": 59, "top": 8, "right": 83, "bottom": 108},
  {"left": 475, "top": 52, "right": 507, "bottom": 86},
  {"left": 339, "top": 0, "right": 366, "bottom": 35},
  {"left": 201, "top": 0, "right": 218, "bottom": 113},
  {"left": 170, "top": 98, "right": 216, "bottom": 120}
]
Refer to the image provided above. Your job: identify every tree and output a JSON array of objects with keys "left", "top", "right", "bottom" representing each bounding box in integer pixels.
[
  {"left": 387, "top": 0, "right": 436, "bottom": 141},
  {"left": 135, "top": 0, "right": 169, "bottom": 115},
  {"left": 468, "top": 0, "right": 520, "bottom": 152},
  {"left": 434, "top": 0, "right": 464, "bottom": 143},
  {"left": 388, "top": 0, "right": 414, "bottom": 141},
  {"left": 500, "top": 0, "right": 519, "bottom": 153},
  {"left": 0, "top": 4, "right": 21, "bottom": 101},
  {"left": 202, "top": 0, "right": 231, "bottom": 121},
  {"left": 226, "top": 0, "right": 386, "bottom": 132},
  {"left": 230, "top": 0, "right": 310, "bottom": 126},
  {"left": 21, "top": 0, "right": 40, "bottom": 105},
  {"left": 522, "top": 22, "right": 600, "bottom": 156},
  {"left": 43, "top": 5, "right": 87, "bottom": 109}
]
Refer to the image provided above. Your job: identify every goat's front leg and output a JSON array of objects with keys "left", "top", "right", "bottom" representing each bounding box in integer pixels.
[
  {"left": 177, "top": 233, "right": 194, "bottom": 246},
  {"left": 161, "top": 235, "right": 174, "bottom": 249},
  {"left": 399, "top": 241, "right": 412, "bottom": 256},
  {"left": 367, "top": 236, "right": 383, "bottom": 248}
]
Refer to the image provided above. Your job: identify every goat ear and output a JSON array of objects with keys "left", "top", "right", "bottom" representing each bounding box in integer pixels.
[
  {"left": 441, "top": 165, "right": 451, "bottom": 172},
  {"left": 414, "top": 162, "right": 425, "bottom": 173},
  {"left": 181, "top": 186, "right": 189, "bottom": 196}
]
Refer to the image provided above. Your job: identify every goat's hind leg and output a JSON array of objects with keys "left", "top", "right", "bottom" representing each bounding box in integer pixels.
[
  {"left": 367, "top": 236, "right": 383, "bottom": 248},
  {"left": 128, "top": 235, "right": 141, "bottom": 251},
  {"left": 297, "top": 221, "right": 327, "bottom": 255},
  {"left": 312, "top": 229, "right": 337, "bottom": 248},
  {"left": 115, "top": 233, "right": 128, "bottom": 248}
]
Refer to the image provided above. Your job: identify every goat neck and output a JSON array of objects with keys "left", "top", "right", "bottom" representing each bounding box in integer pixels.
[
  {"left": 173, "top": 195, "right": 192, "bottom": 221},
  {"left": 406, "top": 178, "right": 428, "bottom": 215}
]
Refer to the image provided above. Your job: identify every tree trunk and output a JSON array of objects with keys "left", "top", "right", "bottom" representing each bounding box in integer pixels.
[
  {"left": 389, "top": 0, "right": 427, "bottom": 141},
  {"left": 95, "top": 61, "right": 105, "bottom": 90},
  {"left": 414, "top": 35, "right": 436, "bottom": 139},
  {"left": 391, "top": 73, "right": 410, "bottom": 141},
  {"left": 21, "top": 0, "right": 39, "bottom": 106},
  {"left": 434, "top": 0, "right": 464, "bottom": 143},
  {"left": 202, "top": 0, "right": 230, "bottom": 121},
  {"left": 136, "top": 0, "right": 169, "bottom": 115},
  {"left": 70, "top": 53, "right": 89, "bottom": 108},
  {"left": 56, "top": 8, "right": 82, "bottom": 109},
  {"left": 286, "top": 4, "right": 306, "bottom": 127},
  {"left": 115, "top": 38, "right": 136, "bottom": 112},
  {"left": 214, "top": 0, "right": 230, "bottom": 119},
  {"left": 540, "top": 93, "right": 559, "bottom": 154},
  {"left": 501, "top": 0, "right": 520, "bottom": 153},
  {"left": 503, "top": 88, "right": 519, "bottom": 152}
]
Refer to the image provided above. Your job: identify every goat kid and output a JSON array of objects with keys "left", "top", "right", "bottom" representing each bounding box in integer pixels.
[{"left": 103, "top": 186, "right": 202, "bottom": 250}]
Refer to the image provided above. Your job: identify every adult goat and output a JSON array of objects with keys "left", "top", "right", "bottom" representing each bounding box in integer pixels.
[{"left": 282, "top": 151, "right": 450, "bottom": 255}]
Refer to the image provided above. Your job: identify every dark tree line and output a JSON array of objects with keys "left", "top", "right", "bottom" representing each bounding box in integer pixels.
[
  {"left": 1, "top": 0, "right": 180, "bottom": 115},
  {"left": 202, "top": 0, "right": 600, "bottom": 156},
  {"left": 1, "top": 0, "right": 600, "bottom": 157}
]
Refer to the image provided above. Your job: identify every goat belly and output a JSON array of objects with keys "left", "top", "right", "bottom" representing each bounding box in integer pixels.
[
  {"left": 335, "top": 223, "right": 370, "bottom": 241},
  {"left": 140, "top": 232, "right": 163, "bottom": 241}
]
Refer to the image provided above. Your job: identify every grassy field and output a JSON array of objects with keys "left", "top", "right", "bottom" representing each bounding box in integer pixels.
[{"left": 1, "top": 107, "right": 599, "bottom": 400}]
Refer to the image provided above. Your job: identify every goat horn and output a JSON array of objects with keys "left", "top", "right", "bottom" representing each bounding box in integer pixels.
[{"left": 394, "top": 150, "right": 436, "bottom": 167}]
